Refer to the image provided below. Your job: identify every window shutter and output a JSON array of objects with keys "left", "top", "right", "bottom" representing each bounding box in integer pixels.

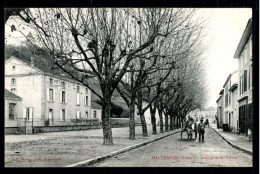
[
  {"left": 60, "top": 91, "right": 62, "bottom": 102},
  {"left": 29, "top": 108, "right": 33, "bottom": 120},
  {"left": 65, "top": 92, "right": 68, "bottom": 103},
  {"left": 53, "top": 89, "right": 56, "bottom": 101},
  {"left": 76, "top": 111, "right": 79, "bottom": 118},
  {"left": 23, "top": 108, "right": 26, "bottom": 119},
  {"left": 47, "top": 88, "right": 49, "bottom": 101},
  {"left": 65, "top": 110, "right": 67, "bottom": 121},
  {"left": 60, "top": 109, "right": 62, "bottom": 121}
]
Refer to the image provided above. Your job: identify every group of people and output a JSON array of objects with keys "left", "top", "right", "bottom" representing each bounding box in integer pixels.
[{"left": 183, "top": 117, "right": 209, "bottom": 142}]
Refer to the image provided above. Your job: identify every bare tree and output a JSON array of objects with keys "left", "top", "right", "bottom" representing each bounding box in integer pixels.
[{"left": 9, "top": 8, "right": 185, "bottom": 145}]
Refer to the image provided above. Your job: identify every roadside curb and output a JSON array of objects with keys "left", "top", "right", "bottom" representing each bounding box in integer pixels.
[
  {"left": 65, "top": 129, "right": 181, "bottom": 167},
  {"left": 211, "top": 126, "right": 252, "bottom": 155}
]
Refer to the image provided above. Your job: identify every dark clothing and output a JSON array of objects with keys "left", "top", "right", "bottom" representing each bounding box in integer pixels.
[
  {"left": 199, "top": 132, "right": 204, "bottom": 142},
  {"left": 198, "top": 122, "right": 205, "bottom": 142}
]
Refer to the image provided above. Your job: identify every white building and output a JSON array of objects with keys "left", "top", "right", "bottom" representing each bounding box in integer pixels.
[{"left": 5, "top": 56, "right": 95, "bottom": 129}]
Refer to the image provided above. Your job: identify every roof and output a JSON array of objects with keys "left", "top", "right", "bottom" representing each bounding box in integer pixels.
[
  {"left": 219, "top": 89, "right": 224, "bottom": 95},
  {"left": 234, "top": 18, "right": 252, "bottom": 58},
  {"left": 5, "top": 89, "right": 22, "bottom": 100},
  {"left": 229, "top": 83, "right": 238, "bottom": 92},
  {"left": 91, "top": 102, "right": 102, "bottom": 110},
  {"left": 7, "top": 56, "right": 77, "bottom": 81},
  {"left": 6, "top": 56, "right": 101, "bottom": 95},
  {"left": 216, "top": 95, "right": 223, "bottom": 103}
]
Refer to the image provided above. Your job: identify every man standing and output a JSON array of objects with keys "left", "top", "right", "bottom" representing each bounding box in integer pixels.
[{"left": 198, "top": 117, "right": 205, "bottom": 142}]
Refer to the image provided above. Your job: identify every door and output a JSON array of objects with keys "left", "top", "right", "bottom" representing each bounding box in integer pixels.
[{"left": 49, "top": 109, "right": 53, "bottom": 125}]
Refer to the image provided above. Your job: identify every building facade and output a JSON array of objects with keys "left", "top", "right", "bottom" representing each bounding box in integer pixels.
[
  {"left": 5, "top": 56, "right": 93, "bottom": 129},
  {"left": 5, "top": 89, "right": 23, "bottom": 127},
  {"left": 91, "top": 102, "right": 102, "bottom": 124},
  {"left": 216, "top": 89, "right": 224, "bottom": 128},
  {"left": 222, "top": 71, "right": 239, "bottom": 131},
  {"left": 233, "top": 18, "right": 253, "bottom": 135}
]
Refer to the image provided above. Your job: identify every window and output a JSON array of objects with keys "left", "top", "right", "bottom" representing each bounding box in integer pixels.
[
  {"left": 11, "top": 88, "right": 16, "bottom": 94},
  {"left": 61, "top": 82, "right": 65, "bottom": 89},
  {"left": 12, "top": 66, "right": 16, "bottom": 71},
  {"left": 49, "top": 89, "right": 54, "bottom": 101},
  {"left": 244, "top": 45, "right": 247, "bottom": 65},
  {"left": 61, "top": 91, "right": 66, "bottom": 103},
  {"left": 228, "top": 92, "right": 231, "bottom": 106},
  {"left": 77, "top": 86, "right": 80, "bottom": 93},
  {"left": 244, "top": 70, "right": 247, "bottom": 92},
  {"left": 240, "top": 52, "right": 244, "bottom": 70},
  {"left": 240, "top": 76, "right": 243, "bottom": 95},
  {"left": 249, "top": 36, "right": 252, "bottom": 58},
  {"left": 86, "top": 111, "right": 89, "bottom": 118},
  {"left": 93, "top": 110, "right": 97, "bottom": 118},
  {"left": 85, "top": 96, "right": 89, "bottom": 106},
  {"left": 76, "top": 111, "right": 81, "bottom": 119},
  {"left": 11, "top": 78, "right": 16, "bottom": 85},
  {"left": 9, "top": 103, "right": 16, "bottom": 120},
  {"left": 86, "top": 88, "right": 89, "bottom": 93},
  {"left": 50, "top": 78, "right": 53, "bottom": 86},
  {"left": 61, "top": 109, "right": 66, "bottom": 121},
  {"left": 249, "top": 64, "right": 252, "bottom": 89},
  {"left": 225, "top": 93, "right": 228, "bottom": 108}
]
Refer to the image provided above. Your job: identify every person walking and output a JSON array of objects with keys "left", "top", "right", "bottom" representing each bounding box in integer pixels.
[{"left": 198, "top": 117, "right": 205, "bottom": 142}]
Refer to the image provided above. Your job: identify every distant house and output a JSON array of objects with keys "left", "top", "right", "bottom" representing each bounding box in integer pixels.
[
  {"left": 5, "top": 56, "right": 94, "bottom": 131},
  {"left": 91, "top": 102, "right": 102, "bottom": 124},
  {"left": 233, "top": 18, "right": 253, "bottom": 135},
  {"left": 216, "top": 89, "right": 224, "bottom": 128},
  {"left": 5, "top": 89, "right": 22, "bottom": 129},
  {"left": 222, "top": 71, "right": 239, "bottom": 131}
]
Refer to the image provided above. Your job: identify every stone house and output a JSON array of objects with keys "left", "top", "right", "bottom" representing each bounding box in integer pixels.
[
  {"left": 5, "top": 56, "right": 94, "bottom": 130},
  {"left": 233, "top": 18, "right": 253, "bottom": 135},
  {"left": 222, "top": 71, "right": 239, "bottom": 131},
  {"left": 5, "top": 89, "right": 23, "bottom": 129},
  {"left": 216, "top": 89, "right": 224, "bottom": 128}
]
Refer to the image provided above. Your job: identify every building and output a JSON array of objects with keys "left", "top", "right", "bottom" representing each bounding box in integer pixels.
[
  {"left": 222, "top": 71, "right": 239, "bottom": 131},
  {"left": 5, "top": 56, "right": 93, "bottom": 130},
  {"left": 91, "top": 102, "right": 102, "bottom": 124},
  {"left": 216, "top": 89, "right": 224, "bottom": 128},
  {"left": 233, "top": 18, "right": 253, "bottom": 135},
  {"left": 5, "top": 89, "right": 23, "bottom": 128}
]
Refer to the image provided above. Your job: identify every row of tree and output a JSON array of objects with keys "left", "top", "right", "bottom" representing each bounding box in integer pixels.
[{"left": 6, "top": 8, "right": 207, "bottom": 145}]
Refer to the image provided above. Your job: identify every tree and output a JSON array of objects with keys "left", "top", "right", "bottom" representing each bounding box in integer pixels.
[{"left": 8, "top": 8, "right": 181, "bottom": 145}]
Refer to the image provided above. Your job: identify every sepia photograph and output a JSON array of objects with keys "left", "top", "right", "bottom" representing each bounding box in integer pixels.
[{"left": 4, "top": 7, "right": 255, "bottom": 168}]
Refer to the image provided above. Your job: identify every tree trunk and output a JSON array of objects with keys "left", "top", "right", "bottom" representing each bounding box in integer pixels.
[
  {"left": 102, "top": 96, "right": 113, "bottom": 145},
  {"left": 165, "top": 111, "right": 169, "bottom": 132},
  {"left": 137, "top": 90, "right": 148, "bottom": 137},
  {"left": 150, "top": 107, "right": 157, "bottom": 134},
  {"left": 158, "top": 109, "right": 164, "bottom": 133},
  {"left": 170, "top": 115, "right": 173, "bottom": 130},
  {"left": 129, "top": 97, "right": 135, "bottom": 140},
  {"left": 176, "top": 117, "right": 179, "bottom": 129}
]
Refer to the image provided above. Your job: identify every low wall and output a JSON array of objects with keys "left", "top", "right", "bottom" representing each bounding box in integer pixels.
[
  {"left": 5, "top": 127, "right": 26, "bottom": 135},
  {"left": 5, "top": 118, "right": 141, "bottom": 135}
]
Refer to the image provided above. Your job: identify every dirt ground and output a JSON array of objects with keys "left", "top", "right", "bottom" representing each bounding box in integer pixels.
[
  {"left": 90, "top": 126, "right": 253, "bottom": 167},
  {"left": 5, "top": 125, "right": 178, "bottom": 167}
]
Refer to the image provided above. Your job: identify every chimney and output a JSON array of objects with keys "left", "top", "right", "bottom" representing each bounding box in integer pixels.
[{"left": 31, "top": 57, "right": 34, "bottom": 66}]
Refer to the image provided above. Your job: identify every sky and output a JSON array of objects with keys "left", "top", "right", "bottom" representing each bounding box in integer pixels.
[
  {"left": 199, "top": 8, "right": 252, "bottom": 108},
  {"left": 5, "top": 8, "right": 252, "bottom": 109}
]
